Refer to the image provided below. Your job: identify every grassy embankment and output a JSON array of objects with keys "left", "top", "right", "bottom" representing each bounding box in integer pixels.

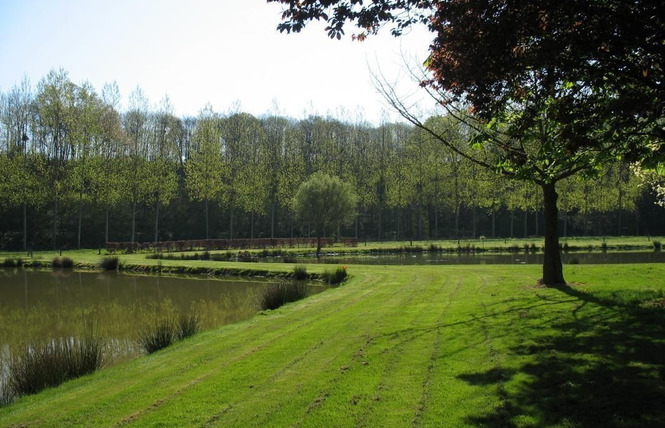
[{"left": 1, "top": 262, "right": 663, "bottom": 427}]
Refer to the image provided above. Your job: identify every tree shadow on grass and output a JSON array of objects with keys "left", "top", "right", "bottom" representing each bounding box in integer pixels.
[{"left": 460, "top": 284, "right": 665, "bottom": 427}]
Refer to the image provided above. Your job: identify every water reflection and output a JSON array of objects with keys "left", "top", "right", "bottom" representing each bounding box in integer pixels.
[
  {"left": 0, "top": 271, "right": 301, "bottom": 367},
  {"left": 309, "top": 251, "right": 665, "bottom": 265}
]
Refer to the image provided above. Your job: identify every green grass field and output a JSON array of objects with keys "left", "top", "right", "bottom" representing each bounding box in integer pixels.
[{"left": 1, "top": 261, "right": 663, "bottom": 427}]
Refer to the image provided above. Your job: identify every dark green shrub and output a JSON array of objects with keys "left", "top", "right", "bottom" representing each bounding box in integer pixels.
[
  {"left": 3, "top": 258, "right": 16, "bottom": 267},
  {"left": 139, "top": 319, "right": 175, "bottom": 354},
  {"left": 322, "top": 266, "right": 348, "bottom": 285},
  {"left": 99, "top": 256, "right": 120, "bottom": 271},
  {"left": 429, "top": 244, "right": 440, "bottom": 252},
  {"left": 293, "top": 265, "right": 308, "bottom": 280},
  {"left": 6, "top": 338, "right": 103, "bottom": 398},
  {"left": 176, "top": 314, "right": 200, "bottom": 340},
  {"left": 237, "top": 251, "right": 254, "bottom": 262},
  {"left": 259, "top": 282, "right": 309, "bottom": 311},
  {"left": 654, "top": 241, "right": 662, "bottom": 252},
  {"left": 283, "top": 255, "right": 298, "bottom": 263}
]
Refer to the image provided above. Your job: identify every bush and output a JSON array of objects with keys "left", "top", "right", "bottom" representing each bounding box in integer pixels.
[
  {"left": 654, "top": 241, "right": 662, "bottom": 252},
  {"left": 293, "top": 265, "right": 308, "bottom": 280},
  {"left": 259, "top": 282, "right": 309, "bottom": 311},
  {"left": 99, "top": 256, "right": 120, "bottom": 271},
  {"left": 176, "top": 314, "right": 200, "bottom": 340},
  {"left": 322, "top": 266, "right": 348, "bottom": 285},
  {"left": 237, "top": 251, "right": 254, "bottom": 262},
  {"left": 52, "top": 256, "right": 74, "bottom": 269},
  {"left": 5, "top": 338, "right": 103, "bottom": 399},
  {"left": 139, "top": 319, "right": 176, "bottom": 354},
  {"left": 3, "top": 257, "right": 16, "bottom": 268}
]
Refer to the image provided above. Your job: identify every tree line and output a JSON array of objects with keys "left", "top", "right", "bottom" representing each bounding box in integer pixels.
[{"left": 0, "top": 69, "right": 661, "bottom": 251}]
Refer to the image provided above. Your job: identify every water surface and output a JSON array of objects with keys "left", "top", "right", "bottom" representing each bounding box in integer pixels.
[
  {"left": 0, "top": 271, "right": 308, "bottom": 366},
  {"left": 306, "top": 251, "right": 665, "bottom": 265}
]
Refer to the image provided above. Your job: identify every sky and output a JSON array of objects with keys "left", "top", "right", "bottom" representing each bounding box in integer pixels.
[{"left": 0, "top": 0, "right": 434, "bottom": 123}]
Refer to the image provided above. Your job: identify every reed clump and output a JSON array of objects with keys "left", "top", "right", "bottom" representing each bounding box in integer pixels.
[
  {"left": 3, "top": 338, "right": 103, "bottom": 402},
  {"left": 52, "top": 256, "right": 74, "bottom": 269},
  {"left": 322, "top": 266, "right": 348, "bottom": 285},
  {"left": 99, "top": 256, "right": 121, "bottom": 271},
  {"left": 259, "top": 282, "right": 310, "bottom": 311}
]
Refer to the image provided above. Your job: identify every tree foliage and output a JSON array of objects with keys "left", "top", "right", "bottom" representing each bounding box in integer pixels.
[{"left": 293, "top": 172, "right": 357, "bottom": 256}]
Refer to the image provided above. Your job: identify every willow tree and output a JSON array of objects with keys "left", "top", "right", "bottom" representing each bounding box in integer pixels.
[
  {"left": 271, "top": 0, "right": 663, "bottom": 285},
  {"left": 293, "top": 172, "right": 357, "bottom": 257}
]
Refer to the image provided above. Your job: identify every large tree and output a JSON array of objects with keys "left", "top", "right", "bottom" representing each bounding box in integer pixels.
[{"left": 270, "top": 0, "right": 664, "bottom": 285}]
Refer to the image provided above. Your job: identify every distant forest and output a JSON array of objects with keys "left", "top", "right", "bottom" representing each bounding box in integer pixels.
[{"left": 1, "top": 69, "right": 664, "bottom": 251}]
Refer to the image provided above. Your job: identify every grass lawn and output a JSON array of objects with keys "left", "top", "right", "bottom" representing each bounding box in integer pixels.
[{"left": 1, "top": 262, "right": 664, "bottom": 427}]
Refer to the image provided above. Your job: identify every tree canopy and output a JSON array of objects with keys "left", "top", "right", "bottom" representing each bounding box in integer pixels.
[{"left": 293, "top": 172, "right": 357, "bottom": 256}]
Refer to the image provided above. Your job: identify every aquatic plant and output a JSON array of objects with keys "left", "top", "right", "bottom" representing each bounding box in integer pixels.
[{"left": 259, "top": 282, "right": 309, "bottom": 311}]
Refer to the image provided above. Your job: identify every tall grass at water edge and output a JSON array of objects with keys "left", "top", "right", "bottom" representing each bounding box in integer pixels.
[
  {"left": 139, "top": 314, "right": 201, "bottom": 355},
  {"left": 1, "top": 338, "right": 103, "bottom": 405},
  {"left": 258, "top": 282, "right": 310, "bottom": 311}
]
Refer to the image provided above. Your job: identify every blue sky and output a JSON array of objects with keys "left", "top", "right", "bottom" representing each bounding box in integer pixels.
[{"left": 0, "top": 0, "right": 433, "bottom": 122}]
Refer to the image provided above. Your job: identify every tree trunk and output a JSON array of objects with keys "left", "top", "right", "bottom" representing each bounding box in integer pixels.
[
  {"left": 23, "top": 202, "right": 27, "bottom": 251},
  {"left": 229, "top": 208, "right": 234, "bottom": 240},
  {"left": 105, "top": 207, "right": 110, "bottom": 245},
  {"left": 396, "top": 207, "right": 401, "bottom": 241},
  {"left": 542, "top": 182, "right": 565, "bottom": 285},
  {"left": 154, "top": 204, "right": 160, "bottom": 243},
  {"left": 510, "top": 209, "right": 514, "bottom": 238},
  {"left": 316, "top": 235, "right": 322, "bottom": 258},
  {"left": 417, "top": 201, "right": 422, "bottom": 240},
  {"left": 77, "top": 192, "right": 83, "bottom": 249},
  {"left": 270, "top": 201, "right": 276, "bottom": 239},
  {"left": 454, "top": 207, "right": 460, "bottom": 240},
  {"left": 523, "top": 210, "right": 528, "bottom": 238},
  {"left": 250, "top": 211, "right": 255, "bottom": 240},
  {"left": 205, "top": 199, "right": 209, "bottom": 240},
  {"left": 52, "top": 192, "right": 58, "bottom": 250},
  {"left": 131, "top": 201, "right": 136, "bottom": 244},
  {"left": 491, "top": 211, "right": 496, "bottom": 238},
  {"left": 377, "top": 203, "right": 382, "bottom": 241}
]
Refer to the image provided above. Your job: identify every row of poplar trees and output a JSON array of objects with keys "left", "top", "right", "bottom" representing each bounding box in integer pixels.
[{"left": 0, "top": 69, "right": 648, "bottom": 250}]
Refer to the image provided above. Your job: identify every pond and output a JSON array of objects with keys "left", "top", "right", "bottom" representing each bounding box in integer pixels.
[
  {"left": 301, "top": 251, "right": 665, "bottom": 265},
  {"left": 0, "top": 270, "right": 318, "bottom": 370}
]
